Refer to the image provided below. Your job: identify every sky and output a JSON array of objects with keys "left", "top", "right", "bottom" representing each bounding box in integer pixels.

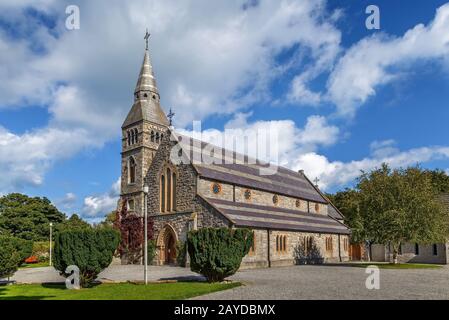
[{"left": 1, "top": 0, "right": 449, "bottom": 222}]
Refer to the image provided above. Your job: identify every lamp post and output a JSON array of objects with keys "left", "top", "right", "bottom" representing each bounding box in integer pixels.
[
  {"left": 143, "top": 184, "right": 149, "bottom": 285},
  {"left": 49, "top": 222, "right": 53, "bottom": 266}
]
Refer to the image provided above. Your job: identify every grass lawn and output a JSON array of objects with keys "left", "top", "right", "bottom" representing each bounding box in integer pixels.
[
  {"left": 19, "top": 262, "right": 50, "bottom": 269},
  {"left": 0, "top": 281, "right": 241, "bottom": 300},
  {"left": 347, "top": 262, "right": 443, "bottom": 269}
]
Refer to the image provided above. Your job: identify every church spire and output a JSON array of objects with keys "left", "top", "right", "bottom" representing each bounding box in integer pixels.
[{"left": 134, "top": 30, "right": 159, "bottom": 100}]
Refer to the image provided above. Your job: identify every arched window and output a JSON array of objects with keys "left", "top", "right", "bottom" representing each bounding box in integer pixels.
[
  {"left": 156, "top": 132, "right": 160, "bottom": 143},
  {"left": 167, "top": 168, "right": 172, "bottom": 212},
  {"left": 160, "top": 174, "right": 165, "bottom": 212},
  {"left": 160, "top": 165, "right": 177, "bottom": 213},
  {"left": 134, "top": 129, "right": 138, "bottom": 143},
  {"left": 160, "top": 133, "right": 164, "bottom": 141},
  {"left": 151, "top": 131, "right": 155, "bottom": 142},
  {"left": 172, "top": 172, "right": 177, "bottom": 211},
  {"left": 128, "top": 157, "right": 136, "bottom": 184},
  {"left": 283, "top": 235, "right": 287, "bottom": 251},
  {"left": 127, "top": 131, "right": 131, "bottom": 146}
]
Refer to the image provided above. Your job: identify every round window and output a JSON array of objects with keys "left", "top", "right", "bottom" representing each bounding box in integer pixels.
[
  {"left": 315, "top": 203, "right": 320, "bottom": 212},
  {"left": 272, "top": 195, "right": 279, "bottom": 205},
  {"left": 244, "top": 189, "right": 251, "bottom": 200},
  {"left": 295, "top": 199, "right": 301, "bottom": 208},
  {"left": 212, "top": 183, "right": 222, "bottom": 194}
]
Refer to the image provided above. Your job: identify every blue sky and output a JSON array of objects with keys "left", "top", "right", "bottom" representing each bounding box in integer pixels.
[{"left": 1, "top": 0, "right": 449, "bottom": 222}]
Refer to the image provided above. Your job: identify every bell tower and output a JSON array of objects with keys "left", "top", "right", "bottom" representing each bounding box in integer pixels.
[{"left": 120, "top": 31, "right": 169, "bottom": 216}]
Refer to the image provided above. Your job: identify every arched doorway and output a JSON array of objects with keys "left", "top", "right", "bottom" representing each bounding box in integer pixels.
[{"left": 157, "top": 224, "right": 178, "bottom": 265}]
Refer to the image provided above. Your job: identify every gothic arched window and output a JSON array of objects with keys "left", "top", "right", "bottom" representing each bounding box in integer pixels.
[
  {"left": 172, "top": 171, "right": 177, "bottom": 211},
  {"left": 156, "top": 132, "right": 160, "bottom": 143},
  {"left": 134, "top": 128, "right": 138, "bottom": 143},
  {"left": 159, "top": 165, "right": 177, "bottom": 213},
  {"left": 166, "top": 168, "right": 172, "bottom": 212},
  {"left": 150, "top": 131, "right": 155, "bottom": 142},
  {"left": 128, "top": 157, "right": 136, "bottom": 184},
  {"left": 127, "top": 131, "right": 131, "bottom": 146},
  {"left": 160, "top": 174, "right": 166, "bottom": 212}
]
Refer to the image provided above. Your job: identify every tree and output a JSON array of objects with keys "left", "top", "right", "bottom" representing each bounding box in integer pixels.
[
  {"left": 0, "top": 193, "right": 65, "bottom": 241},
  {"left": 56, "top": 214, "right": 91, "bottom": 232},
  {"left": 357, "top": 164, "right": 449, "bottom": 263},
  {"left": 10, "top": 237, "right": 33, "bottom": 263},
  {"left": 187, "top": 228, "right": 253, "bottom": 282},
  {"left": 95, "top": 211, "right": 117, "bottom": 229},
  {"left": 327, "top": 189, "right": 364, "bottom": 244},
  {"left": 53, "top": 228, "right": 120, "bottom": 287},
  {"left": 115, "top": 203, "right": 154, "bottom": 264},
  {"left": 423, "top": 169, "right": 449, "bottom": 193},
  {"left": 0, "top": 236, "right": 22, "bottom": 279}
]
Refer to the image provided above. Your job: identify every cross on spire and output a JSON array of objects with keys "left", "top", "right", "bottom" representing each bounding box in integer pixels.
[
  {"left": 167, "top": 108, "right": 175, "bottom": 127},
  {"left": 144, "top": 29, "right": 150, "bottom": 50},
  {"left": 313, "top": 177, "right": 320, "bottom": 187}
]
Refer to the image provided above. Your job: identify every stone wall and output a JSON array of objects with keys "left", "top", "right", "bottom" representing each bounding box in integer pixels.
[
  {"left": 241, "top": 230, "right": 349, "bottom": 269},
  {"left": 371, "top": 242, "right": 448, "bottom": 264},
  {"left": 120, "top": 120, "right": 167, "bottom": 217},
  {"left": 197, "top": 178, "right": 328, "bottom": 215}
]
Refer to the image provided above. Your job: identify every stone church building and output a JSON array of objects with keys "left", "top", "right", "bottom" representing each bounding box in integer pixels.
[{"left": 119, "top": 39, "right": 350, "bottom": 268}]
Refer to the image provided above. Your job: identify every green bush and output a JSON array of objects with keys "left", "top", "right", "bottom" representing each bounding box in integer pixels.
[
  {"left": 187, "top": 228, "right": 253, "bottom": 282},
  {"left": 176, "top": 241, "right": 187, "bottom": 267},
  {"left": 53, "top": 228, "right": 120, "bottom": 287},
  {"left": 0, "top": 236, "right": 22, "bottom": 279},
  {"left": 10, "top": 237, "right": 33, "bottom": 263}
]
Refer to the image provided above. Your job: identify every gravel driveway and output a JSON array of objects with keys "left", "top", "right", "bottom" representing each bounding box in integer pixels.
[
  {"left": 5, "top": 264, "right": 449, "bottom": 299},
  {"left": 194, "top": 265, "right": 449, "bottom": 300}
]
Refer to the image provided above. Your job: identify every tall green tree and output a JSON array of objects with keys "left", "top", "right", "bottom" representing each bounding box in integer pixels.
[
  {"left": 0, "top": 193, "right": 65, "bottom": 241},
  {"left": 327, "top": 189, "right": 364, "bottom": 244},
  {"left": 357, "top": 164, "right": 449, "bottom": 263},
  {"left": 56, "top": 214, "right": 91, "bottom": 232}
]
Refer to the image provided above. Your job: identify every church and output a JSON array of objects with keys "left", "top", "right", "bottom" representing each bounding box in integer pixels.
[{"left": 118, "top": 35, "right": 350, "bottom": 268}]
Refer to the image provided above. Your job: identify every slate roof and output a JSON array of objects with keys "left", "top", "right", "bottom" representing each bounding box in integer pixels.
[
  {"left": 201, "top": 196, "right": 350, "bottom": 234},
  {"left": 175, "top": 133, "right": 328, "bottom": 204},
  {"left": 122, "top": 99, "right": 169, "bottom": 128},
  {"left": 173, "top": 132, "right": 350, "bottom": 234}
]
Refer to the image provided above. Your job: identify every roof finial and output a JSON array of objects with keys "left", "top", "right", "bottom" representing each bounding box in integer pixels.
[
  {"left": 144, "top": 28, "right": 150, "bottom": 50},
  {"left": 167, "top": 108, "right": 175, "bottom": 127},
  {"left": 313, "top": 177, "right": 320, "bottom": 188}
]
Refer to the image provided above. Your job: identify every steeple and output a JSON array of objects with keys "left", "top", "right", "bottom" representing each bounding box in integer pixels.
[
  {"left": 134, "top": 30, "right": 159, "bottom": 101},
  {"left": 134, "top": 46, "right": 159, "bottom": 100},
  {"left": 122, "top": 31, "right": 169, "bottom": 128}
]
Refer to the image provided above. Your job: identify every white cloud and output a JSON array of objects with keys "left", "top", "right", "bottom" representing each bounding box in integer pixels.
[
  {"left": 327, "top": 3, "right": 449, "bottom": 117},
  {"left": 0, "top": 126, "right": 101, "bottom": 192},
  {"left": 0, "top": 0, "right": 342, "bottom": 191},
  {"left": 57, "top": 192, "right": 77, "bottom": 210},
  {"left": 82, "top": 178, "right": 120, "bottom": 218},
  {"left": 293, "top": 146, "right": 449, "bottom": 190},
  {"left": 176, "top": 113, "right": 340, "bottom": 167}
]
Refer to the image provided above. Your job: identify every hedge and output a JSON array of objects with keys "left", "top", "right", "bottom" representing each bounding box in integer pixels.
[
  {"left": 0, "top": 236, "right": 22, "bottom": 279},
  {"left": 187, "top": 228, "right": 253, "bottom": 282},
  {"left": 53, "top": 228, "right": 120, "bottom": 287}
]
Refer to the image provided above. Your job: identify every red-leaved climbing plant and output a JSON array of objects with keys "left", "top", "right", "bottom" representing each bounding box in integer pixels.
[{"left": 115, "top": 201, "right": 154, "bottom": 264}]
